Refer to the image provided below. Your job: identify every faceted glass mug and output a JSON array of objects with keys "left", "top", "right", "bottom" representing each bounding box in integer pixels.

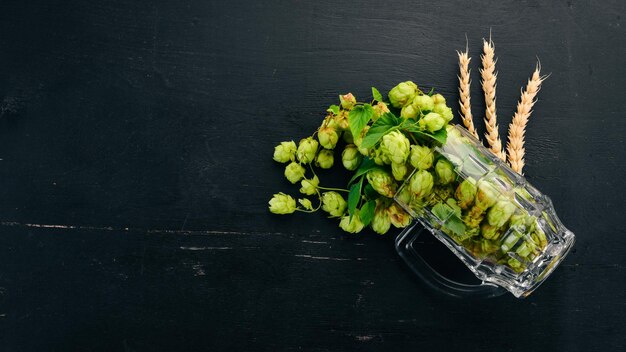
[{"left": 394, "top": 125, "right": 575, "bottom": 298}]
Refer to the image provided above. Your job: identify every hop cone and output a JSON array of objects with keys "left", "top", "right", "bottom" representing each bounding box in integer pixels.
[
  {"left": 268, "top": 193, "right": 296, "bottom": 214},
  {"left": 366, "top": 169, "right": 397, "bottom": 198},
  {"left": 381, "top": 131, "right": 410, "bottom": 164}
]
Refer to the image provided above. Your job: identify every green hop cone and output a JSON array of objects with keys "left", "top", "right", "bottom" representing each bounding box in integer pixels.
[
  {"left": 372, "top": 102, "right": 390, "bottom": 122},
  {"left": 388, "top": 81, "right": 418, "bottom": 108},
  {"left": 432, "top": 93, "right": 446, "bottom": 105},
  {"left": 341, "top": 144, "right": 362, "bottom": 171},
  {"left": 481, "top": 222, "right": 500, "bottom": 240},
  {"left": 433, "top": 185, "right": 454, "bottom": 201},
  {"left": 388, "top": 203, "right": 412, "bottom": 228},
  {"left": 298, "top": 198, "right": 314, "bottom": 211},
  {"left": 339, "top": 93, "right": 357, "bottom": 110},
  {"left": 315, "top": 149, "right": 334, "bottom": 169},
  {"left": 381, "top": 130, "right": 410, "bottom": 164},
  {"left": 354, "top": 126, "right": 371, "bottom": 156},
  {"left": 395, "top": 185, "right": 412, "bottom": 205},
  {"left": 433, "top": 103, "right": 454, "bottom": 123},
  {"left": 334, "top": 110, "right": 350, "bottom": 131},
  {"left": 299, "top": 175, "right": 319, "bottom": 196},
  {"left": 401, "top": 103, "right": 419, "bottom": 119},
  {"left": 509, "top": 213, "right": 531, "bottom": 232},
  {"left": 321, "top": 191, "right": 347, "bottom": 217},
  {"left": 473, "top": 180, "right": 499, "bottom": 210},
  {"left": 419, "top": 112, "right": 446, "bottom": 133},
  {"left": 409, "top": 169, "right": 434, "bottom": 199},
  {"left": 284, "top": 162, "right": 306, "bottom": 184},
  {"left": 409, "top": 144, "right": 434, "bottom": 170},
  {"left": 371, "top": 201, "right": 391, "bottom": 235},
  {"left": 318, "top": 127, "right": 339, "bottom": 150},
  {"left": 462, "top": 213, "right": 484, "bottom": 228},
  {"left": 455, "top": 179, "right": 477, "bottom": 209},
  {"left": 487, "top": 199, "right": 517, "bottom": 228},
  {"left": 273, "top": 141, "right": 297, "bottom": 163},
  {"left": 296, "top": 137, "right": 319, "bottom": 164},
  {"left": 366, "top": 169, "right": 397, "bottom": 198},
  {"left": 268, "top": 192, "right": 296, "bottom": 214},
  {"left": 391, "top": 162, "right": 408, "bottom": 181},
  {"left": 339, "top": 210, "right": 365, "bottom": 233},
  {"left": 412, "top": 94, "right": 434, "bottom": 112},
  {"left": 435, "top": 159, "right": 455, "bottom": 185},
  {"left": 372, "top": 146, "right": 391, "bottom": 165}
]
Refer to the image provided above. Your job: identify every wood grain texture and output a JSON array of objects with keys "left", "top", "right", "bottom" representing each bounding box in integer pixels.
[{"left": 0, "top": 0, "right": 624, "bottom": 351}]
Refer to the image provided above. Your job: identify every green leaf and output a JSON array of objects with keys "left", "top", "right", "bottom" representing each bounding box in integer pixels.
[
  {"left": 327, "top": 104, "right": 340, "bottom": 115},
  {"left": 360, "top": 200, "right": 377, "bottom": 227},
  {"left": 427, "top": 87, "right": 435, "bottom": 96},
  {"left": 363, "top": 184, "right": 380, "bottom": 200},
  {"left": 371, "top": 87, "right": 383, "bottom": 102},
  {"left": 412, "top": 128, "right": 447, "bottom": 145},
  {"left": 348, "top": 104, "right": 374, "bottom": 139},
  {"left": 348, "top": 176, "right": 364, "bottom": 219},
  {"left": 348, "top": 157, "right": 380, "bottom": 185},
  {"left": 360, "top": 112, "right": 403, "bottom": 149},
  {"left": 431, "top": 201, "right": 466, "bottom": 236}
]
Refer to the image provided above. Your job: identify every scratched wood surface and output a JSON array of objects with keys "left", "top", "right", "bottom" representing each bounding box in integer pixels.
[{"left": 0, "top": 0, "right": 625, "bottom": 351}]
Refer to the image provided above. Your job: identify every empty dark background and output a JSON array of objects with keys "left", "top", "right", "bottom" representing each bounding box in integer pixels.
[{"left": 0, "top": 0, "right": 624, "bottom": 351}]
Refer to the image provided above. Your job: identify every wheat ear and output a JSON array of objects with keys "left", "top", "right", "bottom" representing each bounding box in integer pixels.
[
  {"left": 457, "top": 49, "right": 479, "bottom": 139},
  {"left": 480, "top": 38, "right": 505, "bottom": 160},
  {"left": 506, "top": 63, "right": 547, "bottom": 174}
]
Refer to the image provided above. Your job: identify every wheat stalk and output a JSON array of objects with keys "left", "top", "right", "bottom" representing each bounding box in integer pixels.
[
  {"left": 506, "top": 63, "right": 547, "bottom": 174},
  {"left": 480, "top": 38, "right": 505, "bottom": 160},
  {"left": 457, "top": 49, "right": 479, "bottom": 139}
]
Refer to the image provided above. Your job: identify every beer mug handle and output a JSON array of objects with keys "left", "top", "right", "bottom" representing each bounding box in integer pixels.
[{"left": 395, "top": 223, "right": 506, "bottom": 299}]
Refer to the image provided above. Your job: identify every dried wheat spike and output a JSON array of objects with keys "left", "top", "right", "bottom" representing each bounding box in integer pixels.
[
  {"left": 507, "top": 63, "right": 547, "bottom": 174},
  {"left": 457, "top": 49, "right": 479, "bottom": 139},
  {"left": 480, "top": 38, "right": 505, "bottom": 160}
]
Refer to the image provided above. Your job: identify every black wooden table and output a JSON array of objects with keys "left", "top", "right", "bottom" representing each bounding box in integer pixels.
[{"left": 1, "top": 1, "right": 624, "bottom": 351}]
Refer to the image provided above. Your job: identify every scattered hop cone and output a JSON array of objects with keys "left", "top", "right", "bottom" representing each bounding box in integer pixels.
[
  {"left": 401, "top": 103, "right": 419, "bottom": 119},
  {"left": 366, "top": 169, "right": 397, "bottom": 198},
  {"left": 462, "top": 213, "right": 484, "bottom": 228},
  {"left": 419, "top": 112, "right": 445, "bottom": 133},
  {"left": 341, "top": 144, "right": 362, "bottom": 171},
  {"left": 432, "top": 93, "right": 446, "bottom": 105},
  {"left": 298, "top": 198, "right": 314, "bottom": 211},
  {"left": 372, "top": 146, "right": 391, "bottom": 165},
  {"left": 435, "top": 159, "right": 455, "bottom": 185},
  {"left": 388, "top": 81, "right": 418, "bottom": 108},
  {"left": 381, "top": 131, "right": 410, "bottom": 164},
  {"left": 268, "top": 193, "right": 296, "bottom": 214},
  {"left": 339, "top": 93, "right": 357, "bottom": 110},
  {"left": 315, "top": 149, "right": 334, "bottom": 169},
  {"left": 474, "top": 180, "right": 499, "bottom": 210},
  {"left": 409, "top": 144, "right": 434, "bottom": 170},
  {"left": 388, "top": 203, "right": 412, "bottom": 228},
  {"left": 353, "top": 126, "right": 370, "bottom": 156},
  {"left": 299, "top": 175, "right": 319, "bottom": 196},
  {"left": 481, "top": 223, "right": 500, "bottom": 240},
  {"left": 321, "top": 191, "right": 347, "bottom": 217},
  {"left": 318, "top": 127, "right": 339, "bottom": 150},
  {"left": 372, "top": 102, "right": 390, "bottom": 121},
  {"left": 334, "top": 110, "right": 350, "bottom": 131},
  {"left": 412, "top": 94, "right": 434, "bottom": 112},
  {"left": 371, "top": 201, "right": 391, "bottom": 234},
  {"left": 339, "top": 210, "right": 365, "bottom": 233},
  {"left": 284, "top": 162, "right": 306, "bottom": 184},
  {"left": 487, "top": 199, "right": 517, "bottom": 228},
  {"left": 509, "top": 213, "right": 531, "bottom": 232},
  {"left": 409, "top": 169, "right": 434, "bottom": 199},
  {"left": 433, "top": 103, "right": 454, "bottom": 123},
  {"left": 296, "top": 137, "right": 319, "bottom": 164},
  {"left": 273, "top": 141, "right": 297, "bottom": 163},
  {"left": 391, "top": 162, "right": 408, "bottom": 181},
  {"left": 455, "top": 179, "right": 477, "bottom": 209}
]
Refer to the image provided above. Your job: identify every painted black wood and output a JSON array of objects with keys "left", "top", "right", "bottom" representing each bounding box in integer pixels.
[{"left": 0, "top": 0, "right": 624, "bottom": 351}]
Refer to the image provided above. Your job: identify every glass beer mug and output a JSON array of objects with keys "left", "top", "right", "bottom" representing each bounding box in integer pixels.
[{"left": 394, "top": 125, "right": 575, "bottom": 298}]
